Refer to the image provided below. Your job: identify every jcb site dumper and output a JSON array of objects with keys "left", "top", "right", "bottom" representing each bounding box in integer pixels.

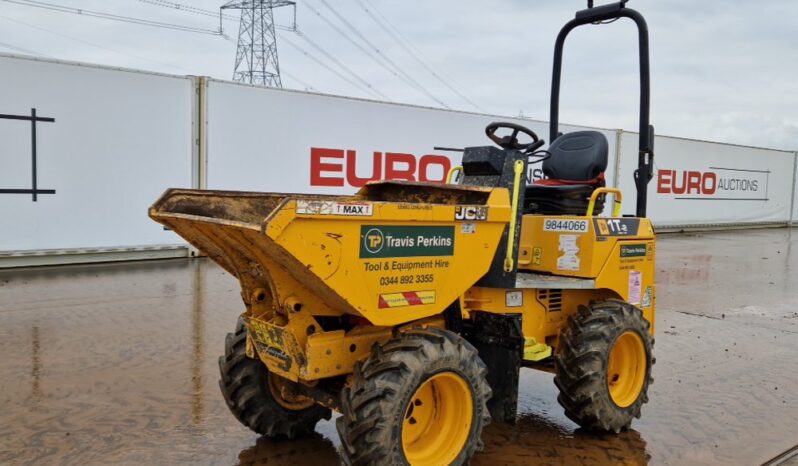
[{"left": 150, "top": 2, "right": 656, "bottom": 464}]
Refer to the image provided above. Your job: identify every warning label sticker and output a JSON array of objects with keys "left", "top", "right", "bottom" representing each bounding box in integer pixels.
[
  {"left": 641, "top": 286, "right": 653, "bottom": 308},
  {"left": 557, "top": 234, "right": 581, "bottom": 271},
  {"left": 378, "top": 290, "right": 436, "bottom": 309},
  {"left": 629, "top": 270, "right": 642, "bottom": 305}
]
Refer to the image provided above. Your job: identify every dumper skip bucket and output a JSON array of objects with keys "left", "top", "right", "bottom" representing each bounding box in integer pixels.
[{"left": 149, "top": 182, "right": 511, "bottom": 327}]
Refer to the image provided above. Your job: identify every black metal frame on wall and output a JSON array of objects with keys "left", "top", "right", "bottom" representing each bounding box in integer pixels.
[{"left": 0, "top": 108, "right": 56, "bottom": 201}]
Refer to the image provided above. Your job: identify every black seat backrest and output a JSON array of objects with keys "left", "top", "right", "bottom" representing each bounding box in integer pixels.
[{"left": 543, "top": 131, "right": 608, "bottom": 181}]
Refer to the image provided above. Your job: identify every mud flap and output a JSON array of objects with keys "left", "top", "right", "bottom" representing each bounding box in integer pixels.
[{"left": 463, "top": 311, "right": 523, "bottom": 423}]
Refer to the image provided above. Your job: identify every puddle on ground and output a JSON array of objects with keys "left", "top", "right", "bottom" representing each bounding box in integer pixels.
[{"left": 1, "top": 229, "right": 797, "bottom": 465}]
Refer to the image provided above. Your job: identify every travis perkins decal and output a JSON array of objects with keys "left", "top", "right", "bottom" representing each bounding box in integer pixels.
[
  {"left": 620, "top": 244, "right": 648, "bottom": 258},
  {"left": 360, "top": 225, "right": 454, "bottom": 258}
]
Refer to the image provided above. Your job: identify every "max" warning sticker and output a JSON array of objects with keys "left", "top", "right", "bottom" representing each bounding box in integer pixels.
[{"left": 297, "top": 200, "right": 373, "bottom": 216}]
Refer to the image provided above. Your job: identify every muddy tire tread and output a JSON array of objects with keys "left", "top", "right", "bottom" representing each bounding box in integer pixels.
[
  {"left": 554, "top": 299, "right": 654, "bottom": 433},
  {"left": 337, "top": 327, "right": 492, "bottom": 466},
  {"left": 218, "top": 318, "right": 331, "bottom": 438}
]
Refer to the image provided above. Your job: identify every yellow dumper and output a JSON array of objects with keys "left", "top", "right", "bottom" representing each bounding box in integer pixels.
[{"left": 150, "top": 2, "right": 657, "bottom": 464}]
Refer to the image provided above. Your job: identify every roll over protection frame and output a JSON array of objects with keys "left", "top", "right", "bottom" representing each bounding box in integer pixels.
[{"left": 549, "top": 0, "right": 655, "bottom": 218}]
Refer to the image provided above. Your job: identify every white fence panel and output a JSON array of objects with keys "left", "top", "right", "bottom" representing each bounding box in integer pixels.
[
  {"left": 616, "top": 132, "right": 795, "bottom": 227},
  {"left": 0, "top": 54, "right": 193, "bottom": 252},
  {"left": 2, "top": 56, "right": 796, "bottom": 264},
  {"left": 205, "top": 80, "right": 618, "bottom": 194},
  {"left": 792, "top": 152, "right": 798, "bottom": 224}
]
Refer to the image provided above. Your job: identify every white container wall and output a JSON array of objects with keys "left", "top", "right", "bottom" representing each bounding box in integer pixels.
[
  {"left": 1, "top": 54, "right": 797, "bottom": 266},
  {"left": 616, "top": 132, "right": 796, "bottom": 227},
  {"left": 204, "top": 79, "right": 618, "bottom": 194},
  {"left": 793, "top": 152, "right": 798, "bottom": 224},
  {"left": 0, "top": 54, "right": 194, "bottom": 252}
]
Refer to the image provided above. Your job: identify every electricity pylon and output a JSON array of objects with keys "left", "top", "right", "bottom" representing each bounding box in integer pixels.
[{"left": 221, "top": 1, "right": 295, "bottom": 87}]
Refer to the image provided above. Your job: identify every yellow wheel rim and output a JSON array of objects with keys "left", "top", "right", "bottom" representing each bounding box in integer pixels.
[
  {"left": 401, "top": 372, "right": 474, "bottom": 466},
  {"left": 607, "top": 331, "right": 647, "bottom": 408},
  {"left": 268, "top": 374, "right": 315, "bottom": 410}
]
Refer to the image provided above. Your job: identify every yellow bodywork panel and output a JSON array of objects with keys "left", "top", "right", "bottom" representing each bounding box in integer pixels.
[
  {"left": 149, "top": 183, "right": 515, "bottom": 382},
  {"left": 267, "top": 191, "right": 510, "bottom": 326},
  {"left": 150, "top": 184, "right": 657, "bottom": 383},
  {"left": 464, "top": 214, "right": 656, "bottom": 350},
  {"left": 149, "top": 183, "right": 512, "bottom": 328},
  {"left": 244, "top": 306, "right": 445, "bottom": 382},
  {"left": 518, "top": 216, "right": 655, "bottom": 278}
]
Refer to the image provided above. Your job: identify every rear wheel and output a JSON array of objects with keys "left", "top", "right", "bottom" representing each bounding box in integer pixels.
[
  {"left": 554, "top": 300, "right": 654, "bottom": 433},
  {"left": 218, "top": 318, "right": 331, "bottom": 437},
  {"left": 337, "top": 327, "right": 491, "bottom": 466}
]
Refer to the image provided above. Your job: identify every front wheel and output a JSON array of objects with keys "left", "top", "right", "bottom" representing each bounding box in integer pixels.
[
  {"left": 337, "top": 327, "right": 492, "bottom": 466},
  {"left": 218, "top": 318, "right": 331, "bottom": 438},
  {"left": 554, "top": 300, "right": 654, "bottom": 433}
]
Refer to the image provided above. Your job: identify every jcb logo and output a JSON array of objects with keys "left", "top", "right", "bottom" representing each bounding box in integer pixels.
[
  {"left": 454, "top": 206, "right": 488, "bottom": 221},
  {"left": 364, "top": 228, "right": 384, "bottom": 254}
]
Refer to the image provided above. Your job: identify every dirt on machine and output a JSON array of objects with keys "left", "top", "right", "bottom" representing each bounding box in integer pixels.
[{"left": 150, "top": 1, "right": 658, "bottom": 464}]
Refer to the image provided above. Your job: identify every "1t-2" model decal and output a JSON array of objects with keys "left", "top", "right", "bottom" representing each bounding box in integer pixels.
[{"left": 594, "top": 218, "right": 641, "bottom": 237}]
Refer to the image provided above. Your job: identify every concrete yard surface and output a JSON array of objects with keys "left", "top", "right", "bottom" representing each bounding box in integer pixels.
[{"left": 1, "top": 228, "right": 797, "bottom": 465}]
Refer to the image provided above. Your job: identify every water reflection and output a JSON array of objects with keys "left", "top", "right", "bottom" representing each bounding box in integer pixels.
[
  {"left": 474, "top": 413, "right": 650, "bottom": 466},
  {"left": 191, "top": 261, "right": 205, "bottom": 426},
  {"left": 657, "top": 254, "right": 711, "bottom": 285},
  {"left": 237, "top": 433, "right": 340, "bottom": 466},
  {"left": 29, "top": 325, "right": 42, "bottom": 403},
  {"left": 232, "top": 411, "right": 649, "bottom": 466}
]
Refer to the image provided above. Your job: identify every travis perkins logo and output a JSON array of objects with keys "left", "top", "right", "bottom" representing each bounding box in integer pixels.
[
  {"left": 360, "top": 225, "right": 454, "bottom": 258},
  {"left": 657, "top": 167, "right": 769, "bottom": 201}
]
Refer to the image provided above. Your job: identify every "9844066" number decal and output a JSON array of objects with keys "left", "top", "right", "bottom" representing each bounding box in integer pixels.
[{"left": 543, "top": 219, "right": 588, "bottom": 233}]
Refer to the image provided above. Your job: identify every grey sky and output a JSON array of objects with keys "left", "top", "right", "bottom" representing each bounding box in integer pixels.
[{"left": 1, "top": 0, "right": 796, "bottom": 150}]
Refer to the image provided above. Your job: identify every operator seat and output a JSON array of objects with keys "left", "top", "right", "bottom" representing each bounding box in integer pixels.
[{"left": 524, "top": 131, "right": 608, "bottom": 215}]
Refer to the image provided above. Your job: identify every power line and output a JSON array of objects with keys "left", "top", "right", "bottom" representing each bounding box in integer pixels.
[
  {"left": 0, "top": 39, "right": 49, "bottom": 57},
  {"left": 0, "top": 14, "right": 190, "bottom": 72},
  {"left": 280, "top": 68, "right": 315, "bottom": 91},
  {"left": 1, "top": 0, "right": 398, "bottom": 103},
  {"left": 138, "top": 0, "right": 235, "bottom": 20},
  {"left": 302, "top": 0, "right": 429, "bottom": 103},
  {"left": 315, "top": 0, "right": 448, "bottom": 108},
  {"left": 138, "top": 1, "right": 332, "bottom": 94},
  {"left": 257, "top": 34, "right": 378, "bottom": 99},
  {"left": 136, "top": 0, "right": 296, "bottom": 32},
  {"left": 356, "top": 0, "right": 485, "bottom": 112},
  {"left": 137, "top": 0, "right": 383, "bottom": 97},
  {"left": 135, "top": 0, "right": 380, "bottom": 97},
  {"left": 294, "top": 28, "right": 390, "bottom": 101},
  {"left": 1, "top": 0, "right": 222, "bottom": 35}
]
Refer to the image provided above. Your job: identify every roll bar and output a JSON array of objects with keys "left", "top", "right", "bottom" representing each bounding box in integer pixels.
[{"left": 549, "top": 0, "right": 655, "bottom": 218}]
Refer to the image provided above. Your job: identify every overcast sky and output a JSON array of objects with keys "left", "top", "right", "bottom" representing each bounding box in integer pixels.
[{"left": 1, "top": 0, "right": 796, "bottom": 150}]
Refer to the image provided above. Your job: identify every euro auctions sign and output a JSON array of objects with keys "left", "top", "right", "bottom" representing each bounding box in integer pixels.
[
  {"left": 656, "top": 167, "right": 769, "bottom": 201},
  {"left": 310, "top": 147, "right": 452, "bottom": 188}
]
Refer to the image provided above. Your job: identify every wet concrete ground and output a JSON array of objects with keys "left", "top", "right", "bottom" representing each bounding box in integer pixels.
[{"left": 1, "top": 228, "right": 797, "bottom": 465}]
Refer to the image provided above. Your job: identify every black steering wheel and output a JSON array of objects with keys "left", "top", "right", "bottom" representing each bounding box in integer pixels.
[{"left": 485, "top": 122, "right": 545, "bottom": 152}]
